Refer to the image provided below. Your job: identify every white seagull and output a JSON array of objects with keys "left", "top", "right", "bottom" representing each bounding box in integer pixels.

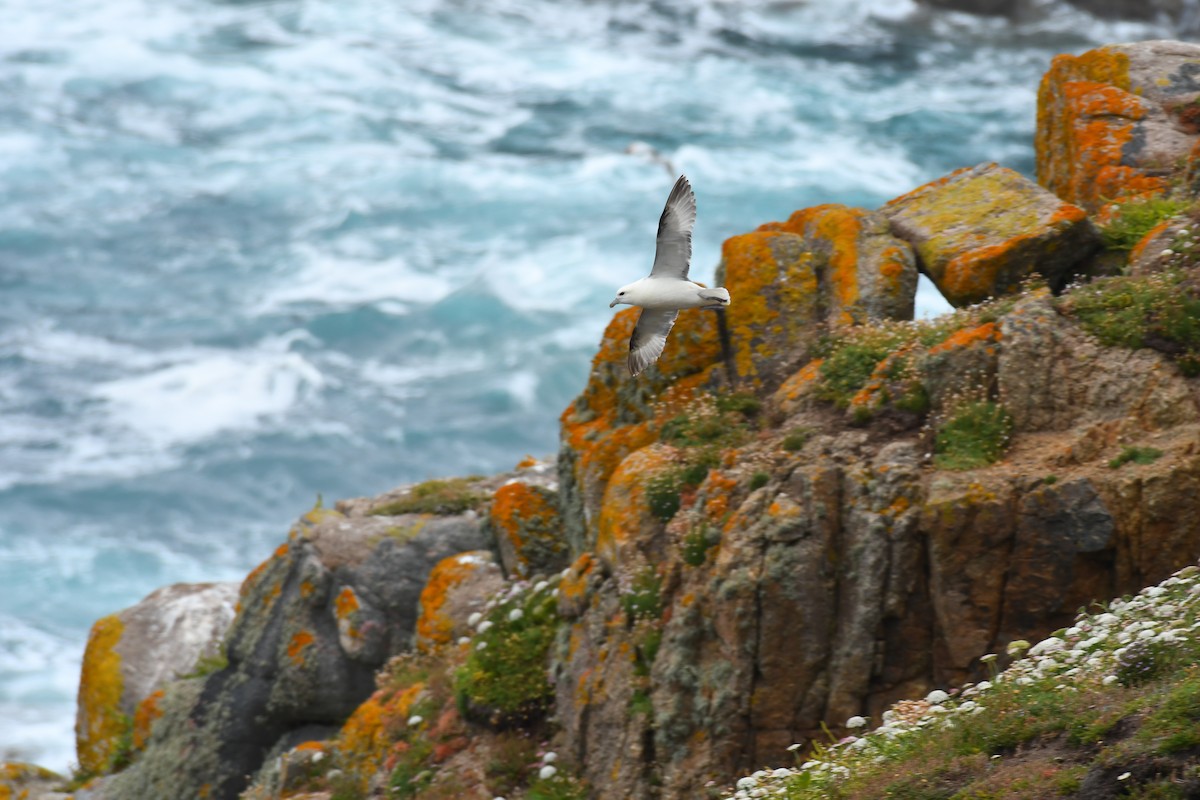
[{"left": 609, "top": 175, "right": 731, "bottom": 376}]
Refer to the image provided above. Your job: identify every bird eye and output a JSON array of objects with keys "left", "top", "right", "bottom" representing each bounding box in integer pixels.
[{"left": 619, "top": 291, "right": 625, "bottom": 295}]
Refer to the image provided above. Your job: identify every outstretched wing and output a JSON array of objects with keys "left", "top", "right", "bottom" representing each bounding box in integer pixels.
[
  {"left": 628, "top": 308, "right": 679, "bottom": 376},
  {"left": 649, "top": 174, "right": 696, "bottom": 280}
]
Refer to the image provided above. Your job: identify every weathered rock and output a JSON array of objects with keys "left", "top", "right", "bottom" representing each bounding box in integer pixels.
[
  {"left": 998, "top": 292, "right": 1200, "bottom": 433},
  {"left": 1127, "top": 218, "right": 1188, "bottom": 276},
  {"left": 488, "top": 481, "right": 569, "bottom": 578},
  {"left": 1036, "top": 41, "right": 1200, "bottom": 214},
  {"left": 102, "top": 504, "right": 490, "bottom": 800},
  {"left": 882, "top": 162, "right": 1097, "bottom": 306},
  {"left": 414, "top": 551, "right": 504, "bottom": 652},
  {"left": 719, "top": 206, "right": 917, "bottom": 387},
  {"left": 0, "top": 762, "right": 67, "bottom": 799},
  {"left": 74, "top": 581, "right": 237, "bottom": 776}
]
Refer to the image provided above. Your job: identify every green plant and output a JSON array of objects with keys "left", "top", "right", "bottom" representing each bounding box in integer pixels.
[
  {"left": 817, "top": 341, "right": 895, "bottom": 408},
  {"left": 782, "top": 427, "right": 812, "bottom": 452},
  {"left": 454, "top": 581, "right": 559, "bottom": 721},
  {"left": 749, "top": 471, "right": 770, "bottom": 491},
  {"left": 621, "top": 567, "right": 662, "bottom": 620},
  {"left": 1043, "top": 475, "right": 1058, "bottom": 485},
  {"left": 1061, "top": 269, "right": 1200, "bottom": 376},
  {"left": 645, "top": 471, "right": 683, "bottom": 522},
  {"left": 630, "top": 688, "right": 654, "bottom": 717},
  {"left": 371, "top": 477, "right": 486, "bottom": 516},
  {"left": 183, "top": 648, "right": 228, "bottom": 679},
  {"left": 1109, "top": 446, "right": 1164, "bottom": 469},
  {"left": 681, "top": 524, "right": 719, "bottom": 567},
  {"left": 485, "top": 732, "right": 539, "bottom": 797},
  {"left": 1097, "top": 195, "right": 1188, "bottom": 251},
  {"left": 388, "top": 737, "right": 435, "bottom": 798},
  {"left": 526, "top": 771, "right": 589, "bottom": 800},
  {"left": 715, "top": 392, "right": 762, "bottom": 416},
  {"left": 933, "top": 401, "right": 1013, "bottom": 471}
]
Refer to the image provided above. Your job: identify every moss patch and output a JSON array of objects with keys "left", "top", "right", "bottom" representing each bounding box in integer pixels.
[{"left": 370, "top": 477, "right": 487, "bottom": 516}]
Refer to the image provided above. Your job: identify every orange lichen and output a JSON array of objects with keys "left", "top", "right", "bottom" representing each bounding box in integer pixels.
[
  {"left": 703, "top": 471, "right": 740, "bottom": 525},
  {"left": 928, "top": 322, "right": 1000, "bottom": 356},
  {"left": 335, "top": 587, "right": 360, "bottom": 619},
  {"left": 76, "top": 614, "right": 126, "bottom": 775},
  {"left": 596, "top": 446, "right": 677, "bottom": 566},
  {"left": 489, "top": 481, "right": 562, "bottom": 577},
  {"left": 515, "top": 454, "right": 539, "bottom": 469},
  {"left": 559, "top": 552, "right": 595, "bottom": 608},
  {"left": 1129, "top": 218, "right": 1175, "bottom": 265},
  {"left": 131, "top": 689, "right": 165, "bottom": 752},
  {"left": 786, "top": 205, "right": 866, "bottom": 326},
  {"left": 415, "top": 552, "right": 487, "bottom": 651},
  {"left": 287, "top": 631, "right": 315, "bottom": 666}
]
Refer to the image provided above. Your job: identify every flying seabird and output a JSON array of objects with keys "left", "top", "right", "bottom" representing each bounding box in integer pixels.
[{"left": 609, "top": 175, "right": 731, "bottom": 376}]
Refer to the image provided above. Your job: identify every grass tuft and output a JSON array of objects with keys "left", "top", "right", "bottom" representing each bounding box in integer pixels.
[
  {"left": 1109, "top": 446, "right": 1164, "bottom": 469},
  {"left": 1097, "top": 195, "right": 1188, "bottom": 251},
  {"left": 933, "top": 401, "right": 1013, "bottom": 471},
  {"left": 371, "top": 477, "right": 486, "bottom": 516}
]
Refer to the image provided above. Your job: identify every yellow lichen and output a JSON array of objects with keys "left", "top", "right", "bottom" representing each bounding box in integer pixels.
[{"left": 75, "top": 614, "right": 126, "bottom": 775}]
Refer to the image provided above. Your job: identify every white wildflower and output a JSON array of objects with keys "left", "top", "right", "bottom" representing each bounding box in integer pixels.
[
  {"left": 543, "top": 751, "right": 557, "bottom": 763},
  {"left": 539, "top": 765, "right": 557, "bottom": 780},
  {"left": 737, "top": 777, "right": 757, "bottom": 790},
  {"left": 976, "top": 680, "right": 992, "bottom": 692},
  {"left": 1118, "top": 772, "right": 1131, "bottom": 781},
  {"left": 1029, "top": 637, "right": 1065, "bottom": 656},
  {"left": 508, "top": 608, "right": 524, "bottom": 622},
  {"left": 1103, "top": 675, "right": 1119, "bottom": 685},
  {"left": 467, "top": 612, "right": 482, "bottom": 627},
  {"left": 771, "top": 768, "right": 793, "bottom": 779},
  {"left": 407, "top": 715, "right": 423, "bottom": 726},
  {"left": 925, "top": 689, "right": 949, "bottom": 704},
  {"left": 477, "top": 620, "right": 494, "bottom": 633},
  {"left": 786, "top": 743, "right": 802, "bottom": 751},
  {"left": 846, "top": 715, "right": 867, "bottom": 728}
]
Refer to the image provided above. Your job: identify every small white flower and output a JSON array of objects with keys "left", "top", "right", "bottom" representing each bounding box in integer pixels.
[
  {"left": 538, "top": 765, "right": 557, "bottom": 780},
  {"left": 1118, "top": 772, "right": 1131, "bottom": 781},
  {"left": 1103, "top": 675, "right": 1119, "bottom": 685},
  {"left": 311, "top": 751, "right": 325, "bottom": 763},
  {"left": 786, "top": 743, "right": 802, "bottom": 751},
  {"left": 508, "top": 608, "right": 524, "bottom": 622},
  {"left": 457, "top": 636, "right": 470, "bottom": 645},
  {"left": 925, "top": 689, "right": 949, "bottom": 704},
  {"left": 543, "top": 751, "right": 557, "bottom": 763},
  {"left": 980, "top": 653, "right": 998, "bottom": 663},
  {"left": 1029, "top": 637, "right": 1065, "bottom": 656},
  {"left": 476, "top": 641, "right": 488, "bottom": 651},
  {"left": 477, "top": 620, "right": 494, "bottom": 633},
  {"left": 976, "top": 681, "right": 992, "bottom": 691},
  {"left": 736, "top": 777, "right": 757, "bottom": 790},
  {"left": 1162, "top": 249, "right": 1175, "bottom": 256},
  {"left": 534, "top": 580, "right": 549, "bottom": 593},
  {"left": 407, "top": 715, "right": 423, "bottom": 726},
  {"left": 771, "top": 768, "right": 793, "bottom": 779},
  {"left": 958, "top": 701, "right": 977, "bottom": 712},
  {"left": 467, "top": 612, "right": 482, "bottom": 627},
  {"left": 846, "top": 715, "right": 867, "bottom": 728}
]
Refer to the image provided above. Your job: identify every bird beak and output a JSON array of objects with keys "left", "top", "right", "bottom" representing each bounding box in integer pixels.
[{"left": 609, "top": 299, "right": 618, "bottom": 308}]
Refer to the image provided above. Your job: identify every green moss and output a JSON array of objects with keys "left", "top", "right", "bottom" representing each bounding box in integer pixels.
[
  {"left": 933, "top": 401, "right": 1013, "bottom": 471},
  {"left": 526, "top": 770, "right": 589, "bottom": 800},
  {"left": 749, "top": 471, "right": 770, "bottom": 491},
  {"left": 370, "top": 477, "right": 486, "bottom": 516},
  {"left": 630, "top": 688, "right": 654, "bottom": 717},
  {"left": 1109, "top": 446, "right": 1164, "bottom": 469},
  {"left": 715, "top": 391, "right": 762, "bottom": 417},
  {"left": 182, "top": 648, "right": 227, "bottom": 679},
  {"left": 453, "top": 580, "right": 559, "bottom": 722},
  {"left": 816, "top": 341, "right": 893, "bottom": 408},
  {"left": 1061, "top": 269, "right": 1200, "bottom": 376},
  {"left": 1137, "top": 668, "right": 1200, "bottom": 754},
  {"left": 645, "top": 471, "right": 683, "bottom": 522},
  {"left": 1097, "top": 195, "right": 1187, "bottom": 251},
  {"left": 484, "top": 732, "right": 539, "bottom": 797}
]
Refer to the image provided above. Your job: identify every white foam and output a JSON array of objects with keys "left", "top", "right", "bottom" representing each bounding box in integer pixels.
[{"left": 93, "top": 335, "right": 324, "bottom": 449}]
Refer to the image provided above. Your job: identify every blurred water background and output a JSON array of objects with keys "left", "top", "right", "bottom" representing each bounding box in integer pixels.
[{"left": 0, "top": 0, "right": 1177, "bottom": 772}]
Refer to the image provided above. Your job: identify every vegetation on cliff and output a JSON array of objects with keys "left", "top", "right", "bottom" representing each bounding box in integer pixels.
[{"left": 727, "top": 564, "right": 1200, "bottom": 800}]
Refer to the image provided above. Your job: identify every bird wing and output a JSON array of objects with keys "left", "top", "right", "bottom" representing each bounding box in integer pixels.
[
  {"left": 649, "top": 174, "right": 696, "bottom": 280},
  {"left": 628, "top": 308, "right": 679, "bottom": 376}
]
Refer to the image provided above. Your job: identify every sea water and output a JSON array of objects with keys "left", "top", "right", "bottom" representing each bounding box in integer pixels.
[{"left": 0, "top": 0, "right": 1168, "bottom": 771}]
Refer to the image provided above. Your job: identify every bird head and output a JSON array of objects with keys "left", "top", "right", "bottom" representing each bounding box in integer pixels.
[{"left": 609, "top": 284, "right": 635, "bottom": 308}]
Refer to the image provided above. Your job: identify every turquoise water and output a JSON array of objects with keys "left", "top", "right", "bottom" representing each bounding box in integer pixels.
[{"left": 0, "top": 0, "right": 1165, "bottom": 771}]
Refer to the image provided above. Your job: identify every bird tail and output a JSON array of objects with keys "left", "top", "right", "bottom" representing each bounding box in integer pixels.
[{"left": 699, "top": 287, "right": 730, "bottom": 308}]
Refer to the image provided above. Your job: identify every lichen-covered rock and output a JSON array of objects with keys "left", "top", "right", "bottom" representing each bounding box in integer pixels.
[
  {"left": 0, "top": 762, "right": 67, "bottom": 799},
  {"left": 74, "top": 581, "right": 237, "bottom": 776},
  {"left": 1036, "top": 40, "right": 1200, "bottom": 214},
  {"left": 488, "top": 481, "right": 569, "bottom": 578},
  {"left": 1127, "top": 217, "right": 1187, "bottom": 276},
  {"left": 414, "top": 551, "right": 504, "bottom": 652},
  {"left": 882, "top": 163, "right": 1097, "bottom": 306},
  {"left": 558, "top": 307, "right": 722, "bottom": 556},
  {"left": 719, "top": 206, "right": 917, "bottom": 387},
  {"left": 102, "top": 503, "right": 489, "bottom": 800}
]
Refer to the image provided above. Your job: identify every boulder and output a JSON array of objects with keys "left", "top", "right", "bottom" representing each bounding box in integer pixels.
[
  {"left": 1036, "top": 40, "right": 1200, "bottom": 214},
  {"left": 101, "top": 503, "right": 490, "bottom": 800},
  {"left": 74, "top": 581, "right": 237, "bottom": 776},
  {"left": 719, "top": 206, "right": 917, "bottom": 387},
  {"left": 882, "top": 162, "right": 1098, "bottom": 306},
  {"left": 414, "top": 551, "right": 505, "bottom": 652},
  {"left": 488, "top": 481, "right": 569, "bottom": 578},
  {"left": 0, "top": 762, "right": 67, "bottom": 799}
]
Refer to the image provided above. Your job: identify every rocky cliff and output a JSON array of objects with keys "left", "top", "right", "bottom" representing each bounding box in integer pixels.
[{"left": 8, "top": 38, "right": 1200, "bottom": 800}]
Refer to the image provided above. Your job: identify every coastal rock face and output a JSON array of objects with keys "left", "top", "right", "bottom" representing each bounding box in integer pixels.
[
  {"left": 414, "top": 550, "right": 504, "bottom": 652},
  {"left": 1036, "top": 40, "right": 1200, "bottom": 214},
  {"left": 100, "top": 504, "right": 490, "bottom": 800},
  {"left": 0, "top": 762, "right": 66, "bottom": 800},
  {"left": 882, "top": 162, "right": 1097, "bottom": 306},
  {"left": 74, "top": 581, "right": 237, "bottom": 776}
]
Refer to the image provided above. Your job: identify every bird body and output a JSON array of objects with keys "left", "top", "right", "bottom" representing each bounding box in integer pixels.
[{"left": 609, "top": 175, "right": 731, "bottom": 376}]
